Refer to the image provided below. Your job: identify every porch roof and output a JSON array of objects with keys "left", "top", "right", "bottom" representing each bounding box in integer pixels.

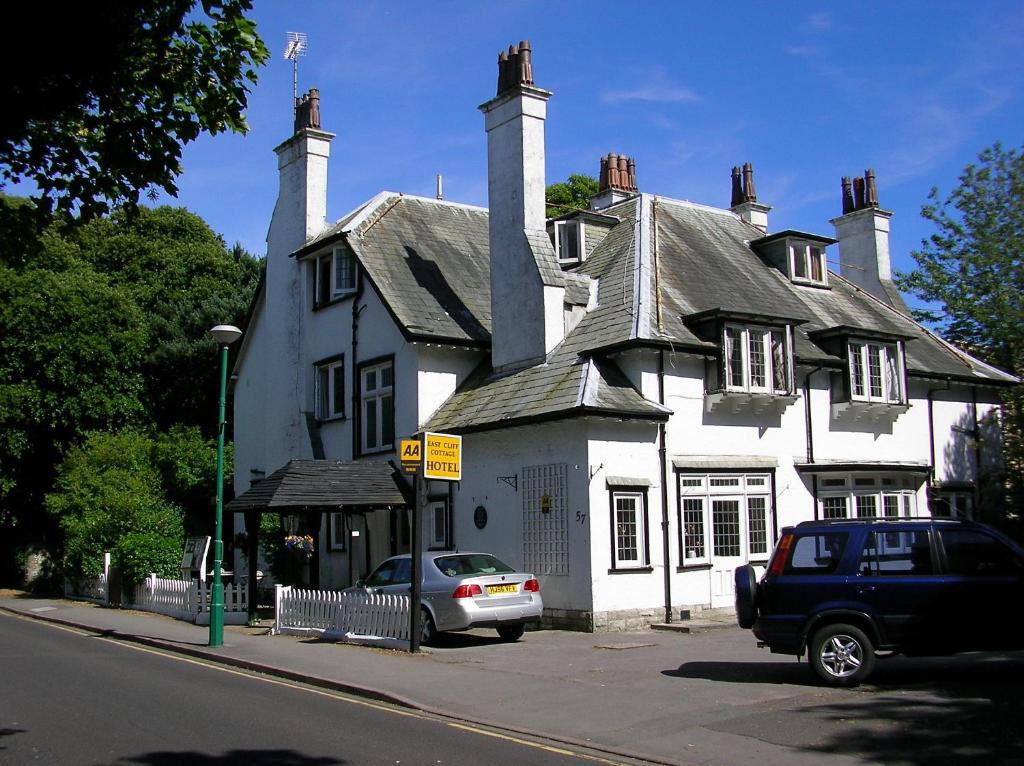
[{"left": 226, "top": 460, "right": 412, "bottom": 513}]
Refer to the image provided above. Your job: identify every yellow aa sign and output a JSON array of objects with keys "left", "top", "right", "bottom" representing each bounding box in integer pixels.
[{"left": 400, "top": 439, "right": 421, "bottom": 473}]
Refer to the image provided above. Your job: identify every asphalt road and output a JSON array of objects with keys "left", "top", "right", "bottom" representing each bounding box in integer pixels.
[{"left": 0, "top": 614, "right": 644, "bottom": 766}]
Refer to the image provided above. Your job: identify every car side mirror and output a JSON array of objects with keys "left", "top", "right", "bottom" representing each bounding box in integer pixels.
[{"left": 356, "top": 578, "right": 365, "bottom": 588}]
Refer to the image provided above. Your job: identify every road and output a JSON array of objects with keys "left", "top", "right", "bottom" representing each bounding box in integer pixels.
[{"left": 0, "top": 614, "right": 644, "bottom": 766}]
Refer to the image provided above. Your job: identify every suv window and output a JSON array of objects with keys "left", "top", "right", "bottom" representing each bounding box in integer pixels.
[
  {"left": 939, "top": 529, "right": 1023, "bottom": 576},
  {"left": 785, "top": 533, "right": 848, "bottom": 574},
  {"left": 858, "top": 530, "right": 932, "bottom": 576}
]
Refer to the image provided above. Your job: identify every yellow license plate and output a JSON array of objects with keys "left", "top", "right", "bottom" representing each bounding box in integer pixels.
[{"left": 487, "top": 584, "right": 518, "bottom": 595}]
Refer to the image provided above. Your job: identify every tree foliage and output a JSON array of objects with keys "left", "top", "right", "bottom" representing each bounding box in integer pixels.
[
  {"left": 46, "top": 430, "right": 188, "bottom": 587},
  {"left": 897, "top": 142, "right": 1024, "bottom": 517},
  {"left": 0, "top": 0, "right": 269, "bottom": 218},
  {"left": 546, "top": 174, "right": 600, "bottom": 218},
  {"left": 0, "top": 197, "right": 260, "bottom": 564}
]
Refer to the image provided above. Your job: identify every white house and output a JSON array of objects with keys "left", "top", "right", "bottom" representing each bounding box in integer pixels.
[{"left": 232, "top": 43, "right": 1016, "bottom": 631}]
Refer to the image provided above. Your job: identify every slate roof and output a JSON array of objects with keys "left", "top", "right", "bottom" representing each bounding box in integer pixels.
[
  {"left": 226, "top": 460, "right": 411, "bottom": 512},
  {"left": 284, "top": 189, "right": 1013, "bottom": 435}
]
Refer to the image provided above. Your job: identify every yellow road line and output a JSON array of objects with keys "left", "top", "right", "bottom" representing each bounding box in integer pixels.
[{"left": 10, "top": 612, "right": 636, "bottom": 765}]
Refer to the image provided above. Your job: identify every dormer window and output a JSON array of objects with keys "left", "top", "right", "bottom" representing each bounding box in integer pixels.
[
  {"left": 790, "top": 241, "right": 827, "bottom": 285},
  {"left": 554, "top": 220, "right": 583, "bottom": 264},
  {"left": 848, "top": 340, "right": 905, "bottom": 404},
  {"left": 724, "top": 324, "right": 794, "bottom": 394},
  {"left": 749, "top": 230, "right": 835, "bottom": 288},
  {"left": 314, "top": 246, "right": 356, "bottom": 307}
]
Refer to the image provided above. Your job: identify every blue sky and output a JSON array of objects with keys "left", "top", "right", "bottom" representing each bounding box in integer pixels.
[{"left": 150, "top": 3, "right": 1020, "bottom": 308}]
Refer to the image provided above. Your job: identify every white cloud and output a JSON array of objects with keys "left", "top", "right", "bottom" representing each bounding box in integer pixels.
[
  {"left": 803, "top": 12, "right": 832, "bottom": 33},
  {"left": 601, "top": 69, "right": 700, "bottom": 104}
]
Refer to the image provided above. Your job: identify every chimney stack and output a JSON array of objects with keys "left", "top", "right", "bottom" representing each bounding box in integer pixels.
[
  {"left": 480, "top": 41, "right": 565, "bottom": 372},
  {"left": 832, "top": 169, "right": 905, "bottom": 309},
  {"left": 591, "top": 153, "right": 639, "bottom": 209},
  {"left": 729, "top": 161, "right": 771, "bottom": 232}
]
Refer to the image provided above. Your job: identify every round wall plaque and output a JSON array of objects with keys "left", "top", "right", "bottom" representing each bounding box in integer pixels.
[{"left": 473, "top": 505, "right": 488, "bottom": 529}]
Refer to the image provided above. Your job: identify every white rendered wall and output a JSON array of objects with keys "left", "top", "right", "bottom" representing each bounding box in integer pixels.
[{"left": 450, "top": 423, "right": 591, "bottom": 613}]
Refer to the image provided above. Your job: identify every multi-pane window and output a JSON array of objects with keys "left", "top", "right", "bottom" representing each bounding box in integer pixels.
[
  {"left": 613, "top": 492, "right": 647, "bottom": 568},
  {"left": 314, "top": 356, "right": 345, "bottom": 420},
  {"left": 314, "top": 247, "right": 356, "bottom": 306},
  {"left": 790, "top": 241, "right": 827, "bottom": 285},
  {"left": 848, "top": 340, "right": 904, "bottom": 404},
  {"left": 429, "top": 501, "right": 450, "bottom": 550},
  {"left": 360, "top": 359, "right": 394, "bottom": 453},
  {"left": 723, "top": 325, "right": 791, "bottom": 394},
  {"left": 554, "top": 220, "right": 584, "bottom": 263},
  {"left": 679, "top": 473, "right": 772, "bottom": 565},
  {"left": 932, "top": 492, "right": 973, "bottom": 519},
  {"left": 818, "top": 474, "right": 918, "bottom": 520}
]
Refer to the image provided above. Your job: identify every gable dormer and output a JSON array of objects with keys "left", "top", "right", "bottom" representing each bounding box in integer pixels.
[
  {"left": 547, "top": 209, "right": 618, "bottom": 266},
  {"left": 684, "top": 309, "right": 806, "bottom": 414},
  {"left": 808, "top": 326, "right": 913, "bottom": 423},
  {"left": 751, "top": 230, "right": 836, "bottom": 288}
]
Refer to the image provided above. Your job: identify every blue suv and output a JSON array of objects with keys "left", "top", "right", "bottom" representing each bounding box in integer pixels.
[{"left": 735, "top": 518, "right": 1024, "bottom": 685}]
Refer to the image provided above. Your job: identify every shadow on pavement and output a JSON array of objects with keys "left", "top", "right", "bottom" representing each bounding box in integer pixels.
[
  {"left": 664, "top": 660, "right": 803, "bottom": 684},
  {"left": 688, "top": 653, "right": 1024, "bottom": 765},
  {"left": 117, "top": 750, "right": 344, "bottom": 765}
]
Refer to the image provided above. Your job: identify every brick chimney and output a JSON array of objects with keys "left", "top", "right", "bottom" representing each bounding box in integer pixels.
[
  {"left": 480, "top": 41, "right": 565, "bottom": 371},
  {"left": 831, "top": 169, "right": 905, "bottom": 309},
  {"left": 590, "top": 153, "right": 638, "bottom": 210},
  {"left": 729, "top": 162, "right": 771, "bottom": 232}
]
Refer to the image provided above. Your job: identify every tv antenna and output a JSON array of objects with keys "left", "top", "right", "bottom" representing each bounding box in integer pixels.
[{"left": 283, "top": 32, "right": 308, "bottom": 101}]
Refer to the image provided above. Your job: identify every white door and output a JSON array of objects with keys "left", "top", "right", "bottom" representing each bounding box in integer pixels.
[{"left": 709, "top": 497, "right": 746, "bottom": 608}]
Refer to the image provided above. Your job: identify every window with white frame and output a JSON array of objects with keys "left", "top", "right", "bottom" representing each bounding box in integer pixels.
[
  {"left": 723, "top": 324, "right": 792, "bottom": 394},
  {"left": 429, "top": 500, "right": 450, "bottom": 549},
  {"left": 314, "top": 246, "right": 356, "bottom": 306},
  {"left": 359, "top": 359, "right": 394, "bottom": 453},
  {"left": 848, "top": 340, "right": 905, "bottom": 404},
  {"left": 678, "top": 473, "right": 773, "bottom": 565},
  {"left": 329, "top": 513, "right": 347, "bottom": 551},
  {"left": 314, "top": 355, "right": 345, "bottom": 420},
  {"left": 553, "top": 220, "right": 584, "bottom": 264},
  {"left": 612, "top": 491, "right": 648, "bottom": 569},
  {"left": 817, "top": 474, "right": 918, "bottom": 520},
  {"left": 789, "top": 240, "right": 828, "bottom": 285}
]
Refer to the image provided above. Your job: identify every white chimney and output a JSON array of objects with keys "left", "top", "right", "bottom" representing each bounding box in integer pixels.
[
  {"left": 267, "top": 88, "right": 334, "bottom": 258},
  {"left": 832, "top": 170, "right": 906, "bottom": 309},
  {"left": 480, "top": 41, "right": 565, "bottom": 372}
]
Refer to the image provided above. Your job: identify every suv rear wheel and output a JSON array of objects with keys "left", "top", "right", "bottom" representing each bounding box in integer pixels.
[
  {"left": 809, "top": 623, "right": 875, "bottom": 686},
  {"left": 734, "top": 565, "right": 758, "bottom": 629}
]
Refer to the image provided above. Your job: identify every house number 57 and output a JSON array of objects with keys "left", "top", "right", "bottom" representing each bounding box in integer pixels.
[{"left": 576, "top": 511, "right": 587, "bottom": 524}]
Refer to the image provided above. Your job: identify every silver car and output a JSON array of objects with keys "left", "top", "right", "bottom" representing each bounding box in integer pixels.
[{"left": 352, "top": 551, "right": 543, "bottom": 643}]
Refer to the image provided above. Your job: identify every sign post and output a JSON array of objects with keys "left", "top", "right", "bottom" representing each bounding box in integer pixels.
[{"left": 407, "top": 432, "right": 462, "bottom": 653}]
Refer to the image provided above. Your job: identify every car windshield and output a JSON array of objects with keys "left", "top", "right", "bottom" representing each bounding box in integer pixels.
[{"left": 433, "top": 553, "right": 515, "bottom": 578}]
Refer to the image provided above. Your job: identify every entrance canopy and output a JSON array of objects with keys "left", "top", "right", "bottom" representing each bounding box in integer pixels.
[{"left": 227, "top": 460, "right": 412, "bottom": 513}]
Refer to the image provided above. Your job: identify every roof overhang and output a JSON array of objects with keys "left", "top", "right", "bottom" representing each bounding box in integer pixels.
[
  {"left": 673, "top": 455, "right": 779, "bottom": 470},
  {"left": 750, "top": 229, "right": 837, "bottom": 248},
  {"left": 794, "top": 461, "right": 930, "bottom": 475}
]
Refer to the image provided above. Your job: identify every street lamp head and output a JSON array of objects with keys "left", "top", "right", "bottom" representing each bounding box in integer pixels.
[{"left": 209, "top": 325, "right": 243, "bottom": 346}]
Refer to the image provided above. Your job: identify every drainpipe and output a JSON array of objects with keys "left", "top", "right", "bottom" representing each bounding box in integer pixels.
[
  {"left": 803, "top": 366, "right": 823, "bottom": 463},
  {"left": 350, "top": 264, "right": 366, "bottom": 457},
  {"left": 926, "top": 377, "right": 952, "bottom": 503},
  {"left": 972, "top": 385, "right": 982, "bottom": 516},
  {"left": 803, "top": 366, "right": 822, "bottom": 519},
  {"left": 658, "top": 350, "right": 672, "bottom": 624}
]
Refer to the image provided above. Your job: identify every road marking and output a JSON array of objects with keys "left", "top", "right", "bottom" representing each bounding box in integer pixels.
[{"left": 7, "top": 616, "right": 637, "bottom": 765}]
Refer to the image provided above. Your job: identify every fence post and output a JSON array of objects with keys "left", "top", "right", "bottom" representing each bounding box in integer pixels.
[
  {"left": 273, "top": 583, "right": 283, "bottom": 635},
  {"left": 102, "top": 553, "right": 112, "bottom": 605}
]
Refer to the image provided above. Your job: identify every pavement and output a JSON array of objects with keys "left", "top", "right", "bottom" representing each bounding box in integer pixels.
[{"left": 6, "top": 593, "right": 1018, "bottom": 766}]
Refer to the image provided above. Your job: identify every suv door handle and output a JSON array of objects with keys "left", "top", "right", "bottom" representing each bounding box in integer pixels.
[{"left": 856, "top": 585, "right": 876, "bottom": 594}]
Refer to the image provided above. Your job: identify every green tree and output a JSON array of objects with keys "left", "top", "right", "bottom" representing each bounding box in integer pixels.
[
  {"left": 0, "top": 0, "right": 269, "bottom": 218},
  {"left": 897, "top": 142, "right": 1024, "bottom": 520},
  {"left": 0, "top": 197, "right": 259, "bottom": 579},
  {"left": 46, "top": 429, "right": 186, "bottom": 588},
  {"left": 546, "top": 174, "right": 600, "bottom": 218}
]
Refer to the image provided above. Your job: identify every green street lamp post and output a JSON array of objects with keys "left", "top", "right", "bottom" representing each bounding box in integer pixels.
[{"left": 208, "top": 324, "right": 243, "bottom": 647}]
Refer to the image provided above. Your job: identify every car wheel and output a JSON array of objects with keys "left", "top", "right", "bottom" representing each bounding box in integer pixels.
[
  {"left": 734, "top": 565, "right": 758, "bottom": 629},
  {"left": 419, "top": 608, "right": 436, "bottom": 646},
  {"left": 496, "top": 624, "right": 525, "bottom": 642},
  {"left": 809, "top": 623, "right": 875, "bottom": 686}
]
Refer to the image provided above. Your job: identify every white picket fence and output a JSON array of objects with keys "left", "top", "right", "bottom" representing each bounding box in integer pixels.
[
  {"left": 274, "top": 585, "right": 410, "bottom": 649},
  {"left": 132, "top": 574, "right": 249, "bottom": 625}
]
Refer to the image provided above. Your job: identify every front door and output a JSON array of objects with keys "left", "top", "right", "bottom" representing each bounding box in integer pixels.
[{"left": 710, "top": 497, "right": 746, "bottom": 607}]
